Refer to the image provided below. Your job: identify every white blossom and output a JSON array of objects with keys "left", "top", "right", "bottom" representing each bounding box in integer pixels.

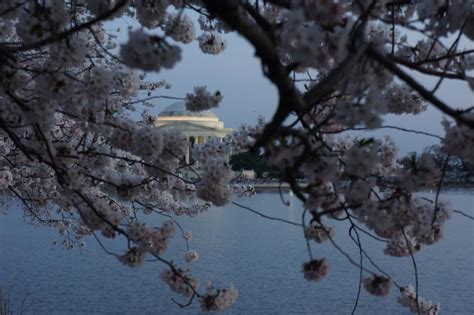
[
  {"left": 119, "top": 247, "right": 146, "bottom": 267},
  {"left": 363, "top": 275, "right": 392, "bottom": 297},
  {"left": 196, "top": 157, "right": 232, "bottom": 206},
  {"left": 0, "top": 169, "right": 13, "bottom": 189},
  {"left": 398, "top": 284, "right": 440, "bottom": 315},
  {"left": 120, "top": 29, "right": 181, "bottom": 71},
  {"left": 135, "top": 0, "right": 169, "bottom": 28},
  {"left": 127, "top": 221, "right": 175, "bottom": 255},
  {"left": 304, "top": 221, "right": 335, "bottom": 243},
  {"left": 185, "top": 86, "right": 223, "bottom": 112},
  {"left": 161, "top": 267, "right": 197, "bottom": 297},
  {"left": 302, "top": 258, "right": 330, "bottom": 282},
  {"left": 183, "top": 230, "right": 192, "bottom": 241},
  {"left": 200, "top": 284, "right": 238, "bottom": 312},
  {"left": 184, "top": 250, "right": 199, "bottom": 263},
  {"left": 442, "top": 116, "right": 474, "bottom": 163},
  {"left": 16, "top": 1, "right": 68, "bottom": 43},
  {"left": 198, "top": 32, "right": 227, "bottom": 54},
  {"left": 165, "top": 13, "right": 195, "bottom": 44},
  {"left": 85, "top": 0, "right": 120, "bottom": 16}
]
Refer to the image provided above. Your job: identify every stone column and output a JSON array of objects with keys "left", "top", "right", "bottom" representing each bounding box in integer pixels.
[
  {"left": 185, "top": 145, "right": 190, "bottom": 164},
  {"left": 186, "top": 135, "right": 194, "bottom": 164}
]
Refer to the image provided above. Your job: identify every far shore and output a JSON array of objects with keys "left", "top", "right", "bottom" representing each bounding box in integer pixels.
[{"left": 241, "top": 181, "right": 474, "bottom": 191}]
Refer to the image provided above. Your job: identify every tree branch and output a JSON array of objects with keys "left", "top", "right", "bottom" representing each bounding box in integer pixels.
[{"left": 367, "top": 45, "right": 474, "bottom": 128}]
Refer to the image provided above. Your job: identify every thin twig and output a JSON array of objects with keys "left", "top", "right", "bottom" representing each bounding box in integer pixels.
[
  {"left": 349, "top": 226, "right": 363, "bottom": 315},
  {"left": 400, "top": 227, "right": 421, "bottom": 315},
  {"left": 432, "top": 155, "right": 449, "bottom": 226},
  {"left": 302, "top": 209, "right": 313, "bottom": 260},
  {"left": 231, "top": 201, "right": 302, "bottom": 227},
  {"left": 453, "top": 209, "right": 474, "bottom": 220}
]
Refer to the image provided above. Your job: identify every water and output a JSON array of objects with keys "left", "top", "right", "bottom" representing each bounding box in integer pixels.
[{"left": 1, "top": 189, "right": 473, "bottom": 314}]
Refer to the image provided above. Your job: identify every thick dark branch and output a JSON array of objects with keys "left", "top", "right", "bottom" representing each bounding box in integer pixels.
[
  {"left": 0, "top": 118, "right": 34, "bottom": 161},
  {"left": 203, "top": 0, "right": 304, "bottom": 148},
  {"left": 264, "top": 0, "right": 300, "bottom": 9},
  {"left": 367, "top": 46, "right": 474, "bottom": 128},
  {"left": 392, "top": 56, "right": 467, "bottom": 80},
  {"left": 242, "top": 2, "right": 275, "bottom": 40}
]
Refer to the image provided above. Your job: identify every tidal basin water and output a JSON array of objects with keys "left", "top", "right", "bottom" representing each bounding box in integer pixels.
[{"left": 1, "top": 189, "right": 473, "bottom": 314}]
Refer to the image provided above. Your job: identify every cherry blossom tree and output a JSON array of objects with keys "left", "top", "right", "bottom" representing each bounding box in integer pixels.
[{"left": 0, "top": 0, "right": 473, "bottom": 313}]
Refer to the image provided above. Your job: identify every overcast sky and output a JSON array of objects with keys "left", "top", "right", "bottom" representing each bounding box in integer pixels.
[{"left": 114, "top": 18, "right": 473, "bottom": 156}]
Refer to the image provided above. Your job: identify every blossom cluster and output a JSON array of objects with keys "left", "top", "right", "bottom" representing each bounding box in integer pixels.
[
  {"left": 363, "top": 275, "right": 392, "bottom": 297},
  {"left": 165, "top": 13, "right": 195, "bottom": 44},
  {"left": 119, "top": 247, "right": 146, "bottom": 268},
  {"left": 302, "top": 258, "right": 330, "bottom": 282},
  {"left": 161, "top": 267, "right": 198, "bottom": 297},
  {"left": 16, "top": 1, "right": 68, "bottom": 44},
  {"left": 0, "top": 168, "right": 13, "bottom": 189},
  {"left": 352, "top": 195, "right": 450, "bottom": 257},
  {"left": 198, "top": 15, "right": 232, "bottom": 33},
  {"left": 75, "top": 194, "right": 125, "bottom": 239},
  {"left": 185, "top": 86, "right": 223, "bottom": 112},
  {"left": 197, "top": 32, "right": 227, "bottom": 55},
  {"left": 196, "top": 157, "right": 232, "bottom": 206},
  {"left": 182, "top": 230, "right": 192, "bottom": 241},
  {"left": 150, "top": 190, "right": 211, "bottom": 217},
  {"left": 184, "top": 250, "right": 199, "bottom": 263},
  {"left": 126, "top": 221, "right": 175, "bottom": 256},
  {"left": 442, "top": 117, "right": 474, "bottom": 163},
  {"left": 304, "top": 221, "right": 335, "bottom": 243},
  {"left": 385, "top": 84, "right": 427, "bottom": 115},
  {"left": 398, "top": 285, "right": 441, "bottom": 315},
  {"left": 135, "top": 0, "right": 168, "bottom": 28},
  {"left": 120, "top": 29, "right": 181, "bottom": 72},
  {"left": 199, "top": 284, "right": 238, "bottom": 312},
  {"left": 334, "top": 88, "right": 388, "bottom": 129},
  {"left": 399, "top": 153, "right": 439, "bottom": 192}
]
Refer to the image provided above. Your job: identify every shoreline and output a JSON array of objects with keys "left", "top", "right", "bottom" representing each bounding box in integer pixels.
[{"left": 244, "top": 182, "right": 474, "bottom": 191}]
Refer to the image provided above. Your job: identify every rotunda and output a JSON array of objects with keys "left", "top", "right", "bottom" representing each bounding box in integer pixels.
[{"left": 156, "top": 101, "right": 233, "bottom": 163}]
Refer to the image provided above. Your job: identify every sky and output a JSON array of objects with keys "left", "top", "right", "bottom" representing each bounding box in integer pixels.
[{"left": 112, "top": 16, "right": 473, "bottom": 156}]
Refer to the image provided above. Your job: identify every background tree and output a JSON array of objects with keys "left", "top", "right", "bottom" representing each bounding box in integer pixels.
[
  {"left": 398, "top": 145, "right": 474, "bottom": 184},
  {"left": 0, "top": 0, "right": 473, "bottom": 313},
  {"left": 230, "top": 151, "right": 280, "bottom": 178}
]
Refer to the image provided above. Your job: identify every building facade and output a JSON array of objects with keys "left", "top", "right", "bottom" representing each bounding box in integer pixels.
[{"left": 155, "top": 101, "right": 233, "bottom": 163}]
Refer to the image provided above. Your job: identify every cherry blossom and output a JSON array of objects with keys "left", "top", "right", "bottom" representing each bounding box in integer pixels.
[
  {"left": 363, "top": 275, "right": 392, "bottom": 297},
  {"left": 199, "top": 284, "right": 238, "bottom": 312},
  {"left": 185, "top": 86, "right": 223, "bottom": 111},
  {"left": 302, "top": 258, "right": 330, "bottom": 282},
  {"left": 398, "top": 284, "right": 441, "bottom": 315}
]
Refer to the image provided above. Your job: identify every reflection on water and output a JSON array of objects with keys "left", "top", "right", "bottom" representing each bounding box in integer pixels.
[{"left": 0, "top": 189, "right": 473, "bottom": 314}]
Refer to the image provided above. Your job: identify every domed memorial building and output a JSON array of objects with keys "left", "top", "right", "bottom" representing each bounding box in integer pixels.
[{"left": 156, "top": 101, "right": 233, "bottom": 163}]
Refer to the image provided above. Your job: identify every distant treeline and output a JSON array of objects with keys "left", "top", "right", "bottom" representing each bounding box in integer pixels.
[
  {"left": 229, "top": 151, "right": 279, "bottom": 178},
  {"left": 231, "top": 145, "right": 474, "bottom": 184},
  {"left": 398, "top": 144, "right": 474, "bottom": 184}
]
